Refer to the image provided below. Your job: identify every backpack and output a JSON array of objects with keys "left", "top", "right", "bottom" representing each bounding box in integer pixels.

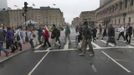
[
  {"left": 83, "top": 27, "right": 92, "bottom": 39},
  {"left": 16, "top": 34, "right": 20, "bottom": 41}
]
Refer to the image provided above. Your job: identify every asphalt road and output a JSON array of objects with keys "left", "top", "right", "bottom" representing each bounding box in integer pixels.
[{"left": 0, "top": 27, "right": 134, "bottom": 75}]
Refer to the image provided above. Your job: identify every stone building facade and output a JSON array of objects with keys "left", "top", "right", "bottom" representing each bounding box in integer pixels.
[
  {"left": 79, "top": 11, "right": 96, "bottom": 27},
  {"left": 96, "top": 0, "right": 134, "bottom": 27},
  {"left": 72, "top": 17, "right": 80, "bottom": 27},
  {"left": 100, "top": 0, "right": 112, "bottom": 6},
  {"left": 0, "top": 7, "right": 65, "bottom": 27}
]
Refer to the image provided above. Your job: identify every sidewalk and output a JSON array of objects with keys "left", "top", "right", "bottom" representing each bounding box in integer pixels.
[{"left": 0, "top": 43, "right": 31, "bottom": 63}]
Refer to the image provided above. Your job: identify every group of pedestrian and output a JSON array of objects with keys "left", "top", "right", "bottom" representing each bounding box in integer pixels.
[
  {"left": 40, "top": 24, "right": 62, "bottom": 49},
  {"left": 104, "top": 23, "right": 133, "bottom": 46},
  {"left": 0, "top": 24, "right": 40, "bottom": 56},
  {"left": 75, "top": 21, "right": 133, "bottom": 56}
]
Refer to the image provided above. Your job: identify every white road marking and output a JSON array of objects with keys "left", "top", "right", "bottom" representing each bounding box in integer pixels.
[
  {"left": 102, "top": 51, "right": 131, "bottom": 73},
  {"left": 91, "top": 42, "right": 101, "bottom": 48},
  {"left": 34, "top": 46, "right": 134, "bottom": 53},
  {"left": 89, "top": 62, "right": 97, "bottom": 72},
  {"left": 131, "top": 42, "right": 134, "bottom": 45},
  {"left": 28, "top": 50, "right": 50, "bottom": 75},
  {"left": 64, "top": 40, "right": 69, "bottom": 50},
  {"left": 101, "top": 40, "right": 134, "bottom": 48},
  {"left": 101, "top": 40, "right": 114, "bottom": 47},
  {"left": 34, "top": 44, "right": 43, "bottom": 49},
  {"left": 91, "top": 64, "right": 97, "bottom": 72},
  {"left": 34, "top": 49, "right": 76, "bottom": 53},
  {"left": 126, "top": 45, "right": 134, "bottom": 48}
]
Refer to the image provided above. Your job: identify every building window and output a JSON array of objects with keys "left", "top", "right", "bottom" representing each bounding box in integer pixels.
[
  {"left": 129, "top": 17, "right": 131, "bottom": 23},
  {"left": 125, "top": 0, "right": 128, "bottom": 8},
  {"left": 120, "top": 2, "right": 122, "bottom": 10},
  {"left": 119, "top": 19, "right": 120, "bottom": 24},
  {"left": 131, "top": 0, "right": 134, "bottom": 6},
  {"left": 123, "top": 18, "right": 125, "bottom": 24}
]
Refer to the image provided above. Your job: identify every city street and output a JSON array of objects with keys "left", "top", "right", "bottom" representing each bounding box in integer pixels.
[{"left": 0, "top": 28, "right": 134, "bottom": 75}]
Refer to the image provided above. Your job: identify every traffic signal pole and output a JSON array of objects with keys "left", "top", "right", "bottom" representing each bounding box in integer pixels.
[{"left": 23, "top": 2, "right": 28, "bottom": 28}]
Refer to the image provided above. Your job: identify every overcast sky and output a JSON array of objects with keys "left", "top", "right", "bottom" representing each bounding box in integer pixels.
[{"left": 8, "top": 0, "right": 100, "bottom": 23}]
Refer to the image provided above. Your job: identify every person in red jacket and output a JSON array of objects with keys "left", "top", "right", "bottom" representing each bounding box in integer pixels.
[{"left": 42, "top": 27, "right": 51, "bottom": 48}]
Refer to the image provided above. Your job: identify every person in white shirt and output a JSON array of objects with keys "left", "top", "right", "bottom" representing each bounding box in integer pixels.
[
  {"left": 14, "top": 28, "right": 23, "bottom": 51},
  {"left": 29, "top": 29, "right": 35, "bottom": 48},
  {"left": 22, "top": 29, "right": 26, "bottom": 43},
  {"left": 117, "top": 25, "right": 125, "bottom": 41}
]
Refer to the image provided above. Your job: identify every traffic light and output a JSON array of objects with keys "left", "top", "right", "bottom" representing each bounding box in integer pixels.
[{"left": 24, "top": 2, "right": 28, "bottom": 12}]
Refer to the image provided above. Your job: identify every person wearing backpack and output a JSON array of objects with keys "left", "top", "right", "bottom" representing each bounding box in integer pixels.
[
  {"left": 55, "top": 27, "right": 61, "bottom": 48},
  {"left": 50, "top": 24, "right": 60, "bottom": 49},
  {"left": 106, "top": 24, "right": 116, "bottom": 46},
  {"left": 79, "top": 21, "right": 94, "bottom": 56}
]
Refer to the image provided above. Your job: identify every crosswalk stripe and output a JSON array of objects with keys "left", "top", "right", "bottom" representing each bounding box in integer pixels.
[
  {"left": 64, "top": 40, "right": 69, "bottom": 50},
  {"left": 34, "top": 46, "right": 134, "bottom": 53},
  {"left": 91, "top": 42, "right": 101, "bottom": 48},
  {"left": 101, "top": 40, "right": 114, "bottom": 47},
  {"left": 34, "top": 44, "right": 43, "bottom": 49}
]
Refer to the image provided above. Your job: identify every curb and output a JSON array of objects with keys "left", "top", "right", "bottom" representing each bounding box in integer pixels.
[{"left": 0, "top": 48, "right": 31, "bottom": 63}]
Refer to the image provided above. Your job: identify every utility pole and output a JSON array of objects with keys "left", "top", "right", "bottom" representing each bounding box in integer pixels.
[{"left": 22, "top": 2, "right": 28, "bottom": 28}]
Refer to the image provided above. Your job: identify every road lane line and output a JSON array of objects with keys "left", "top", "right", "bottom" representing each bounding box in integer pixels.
[
  {"left": 90, "top": 64, "right": 97, "bottom": 72},
  {"left": 34, "top": 44, "right": 43, "bottom": 49},
  {"left": 101, "top": 40, "right": 114, "bottom": 47},
  {"left": 91, "top": 42, "right": 101, "bottom": 48},
  {"left": 28, "top": 51, "right": 50, "bottom": 75},
  {"left": 64, "top": 40, "right": 69, "bottom": 50},
  {"left": 102, "top": 51, "right": 131, "bottom": 73}
]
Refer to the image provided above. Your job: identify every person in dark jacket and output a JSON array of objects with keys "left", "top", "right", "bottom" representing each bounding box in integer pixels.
[
  {"left": 51, "top": 24, "right": 60, "bottom": 49},
  {"left": 106, "top": 24, "right": 116, "bottom": 46},
  {"left": 102, "top": 25, "right": 107, "bottom": 40},
  {"left": 6, "top": 27, "right": 14, "bottom": 50},
  {"left": 0, "top": 25, "right": 9, "bottom": 56},
  {"left": 65, "top": 25, "right": 71, "bottom": 44},
  {"left": 38, "top": 27, "right": 42, "bottom": 44},
  {"left": 79, "top": 21, "right": 94, "bottom": 56},
  {"left": 125, "top": 23, "right": 133, "bottom": 44},
  {"left": 55, "top": 27, "right": 61, "bottom": 48},
  {"left": 92, "top": 27, "right": 97, "bottom": 41}
]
